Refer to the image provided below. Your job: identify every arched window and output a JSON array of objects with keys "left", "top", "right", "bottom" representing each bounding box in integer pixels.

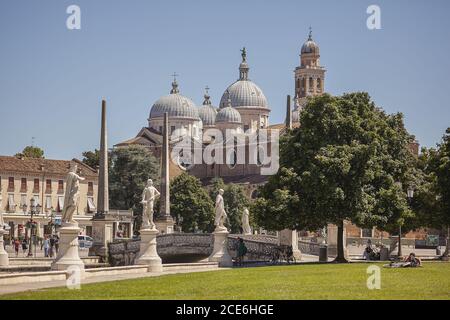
[
  {"left": 227, "top": 149, "right": 237, "bottom": 169},
  {"left": 309, "top": 77, "right": 314, "bottom": 91},
  {"left": 317, "top": 78, "right": 321, "bottom": 92}
]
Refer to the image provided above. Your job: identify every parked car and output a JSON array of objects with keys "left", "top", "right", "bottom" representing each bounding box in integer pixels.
[{"left": 78, "top": 235, "right": 93, "bottom": 249}]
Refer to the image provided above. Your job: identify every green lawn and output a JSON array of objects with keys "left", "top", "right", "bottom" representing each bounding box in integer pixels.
[{"left": 2, "top": 262, "right": 450, "bottom": 300}]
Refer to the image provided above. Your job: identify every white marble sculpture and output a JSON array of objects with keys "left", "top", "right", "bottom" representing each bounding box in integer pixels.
[
  {"left": 0, "top": 195, "right": 4, "bottom": 228},
  {"left": 242, "top": 207, "right": 251, "bottom": 235},
  {"left": 214, "top": 189, "right": 227, "bottom": 231},
  {"left": 61, "top": 164, "right": 85, "bottom": 225},
  {"left": 141, "top": 179, "right": 160, "bottom": 230}
]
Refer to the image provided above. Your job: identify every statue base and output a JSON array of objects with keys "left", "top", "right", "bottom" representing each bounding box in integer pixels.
[
  {"left": 208, "top": 229, "right": 233, "bottom": 267},
  {"left": 51, "top": 225, "right": 85, "bottom": 273},
  {"left": 0, "top": 230, "right": 9, "bottom": 267},
  {"left": 155, "top": 216, "right": 175, "bottom": 235},
  {"left": 136, "top": 228, "right": 162, "bottom": 272}
]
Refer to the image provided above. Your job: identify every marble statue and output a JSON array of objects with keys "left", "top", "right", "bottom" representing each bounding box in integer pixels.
[
  {"left": 214, "top": 189, "right": 227, "bottom": 231},
  {"left": 242, "top": 208, "right": 251, "bottom": 235},
  {"left": 61, "top": 164, "right": 85, "bottom": 225},
  {"left": 0, "top": 195, "right": 4, "bottom": 230},
  {"left": 141, "top": 179, "right": 160, "bottom": 230}
]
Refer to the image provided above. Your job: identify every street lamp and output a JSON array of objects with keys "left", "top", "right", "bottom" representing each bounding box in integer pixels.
[{"left": 27, "top": 198, "right": 41, "bottom": 257}]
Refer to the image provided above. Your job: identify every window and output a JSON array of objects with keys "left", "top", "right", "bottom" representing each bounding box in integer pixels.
[
  {"left": 227, "top": 150, "right": 237, "bottom": 169},
  {"left": 361, "top": 228, "right": 373, "bottom": 238},
  {"left": 309, "top": 77, "right": 314, "bottom": 91},
  {"left": 58, "top": 180, "right": 64, "bottom": 193},
  {"left": 87, "top": 197, "right": 96, "bottom": 214},
  {"left": 33, "top": 178, "right": 40, "bottom": 193},
  {"left": 20, "top": 178, "right": 27, "bottom": 192},
  {"left": 8, "top": 177, "right": 14, "bottom": 192},
  {"left": 46, "top": 179, "right": 52, "bottom": 193},
  {"left": 171, "top": 126, "right": 175, "bottom": 134},
  {"left": 88, "top": 182, "right": 94, "bottom": 195}
]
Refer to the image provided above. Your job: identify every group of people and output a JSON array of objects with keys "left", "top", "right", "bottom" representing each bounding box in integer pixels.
[
  {"left": 12, "top": 235, "right": 60, "bottom": 258},
  {"left": 42, "top": 235, "right": 60, "bottom": 258}
]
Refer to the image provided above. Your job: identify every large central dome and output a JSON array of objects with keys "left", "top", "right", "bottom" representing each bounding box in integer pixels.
[
  {"left": 149, "top": 81, "right": 199, "bottom": 120},
  {"left": 219, "top": 48, "right": 269, "bottom": 110}
]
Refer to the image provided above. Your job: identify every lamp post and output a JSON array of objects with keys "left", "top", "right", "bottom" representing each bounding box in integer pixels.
[{"left": 27, "top": 198, "right": 41, "bottom": 257}]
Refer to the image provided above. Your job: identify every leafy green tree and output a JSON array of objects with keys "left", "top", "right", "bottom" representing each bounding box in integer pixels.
[
  {"left": 109, "top": 145, "right": 160, "bottom": 230},
  {"left": 436, "top": 129, "right": 450, "bottom": 256},
  {"left": 170, "top": 173, "right": 215, "bottom": 233},
  {"left": 223, "top": 183, "right": 249, "bottom": 234},
  {"left": 82, "top": 149, "right": 100, "bottom": 168},
  {"left": 253, "top": 93, "right": 415, "bottom": 262},
  {"left": 15, "top": 146, "right": 44, "bottom": 159}
]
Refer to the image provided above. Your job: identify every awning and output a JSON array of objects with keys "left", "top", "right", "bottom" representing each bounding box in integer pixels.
[
  {"left": 7, "top": 194, "right": 15, "bottom": 211},
  {"left": 57, "top": 197, "right": 64, "bottom": 211},
  {"left": 45, "top": 196, "right": 52, "bottom": 210},
  {"left": 87, "top": 197, "right": 96, "bottom": 212}
]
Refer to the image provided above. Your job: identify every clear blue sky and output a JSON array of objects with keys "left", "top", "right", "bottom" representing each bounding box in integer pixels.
[{"left": 1, "top": 0, "right": 449, "bottom": 160}]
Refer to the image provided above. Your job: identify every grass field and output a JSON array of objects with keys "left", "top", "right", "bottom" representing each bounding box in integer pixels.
[{"left": 2, "top": 262, "right": 450, "bottom": 300}]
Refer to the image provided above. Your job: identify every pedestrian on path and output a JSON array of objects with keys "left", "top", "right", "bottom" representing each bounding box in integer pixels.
[
  {"left": 21, "top": 239, "right": 28, "bottom": 257},
  {"left": 43, "top": 236, "right": 50, "bottom": 257},
  {"left": 14, "top": 238, "right": 20, "bottom": 257}
]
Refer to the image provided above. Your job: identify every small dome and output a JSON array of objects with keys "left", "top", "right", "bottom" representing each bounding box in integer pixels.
[
  {"left": 301, "top": 29, "right": 319, "bottom": 55},
  {"left": 149, "top": 81, "right": 200, "bottom": 120},
  {"left": 198, "top": 88, "right": 218, "bottom": 126},
  {"left": 216, "top": 107, "right": 242, "bottom": 124}
]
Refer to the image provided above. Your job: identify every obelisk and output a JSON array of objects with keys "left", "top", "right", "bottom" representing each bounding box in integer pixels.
[
  {"left": 285, "top": 95, "right": 292, "bottom": 130},
  {"left": 155, "top": 112, "right": 175, "bottom": 234},
  {"left": 90, "top": 99, "right": 115, "bottom": 258}
]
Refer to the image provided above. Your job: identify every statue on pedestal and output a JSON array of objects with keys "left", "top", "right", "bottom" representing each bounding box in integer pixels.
[
  {"left": 141, "top": 179, "right": 160, "bottom": 230},
  {"left": 214, "top": 189, "right": 227, "bottom": 231},
  {"left": 242, "top": 208, "right": 251, "bottom": 235},
  {"left": 61, "top": 164, "right": 85, "bottom": 225},
  {"left": 0, "top": 195, "right": 4, "bottom": 228}
]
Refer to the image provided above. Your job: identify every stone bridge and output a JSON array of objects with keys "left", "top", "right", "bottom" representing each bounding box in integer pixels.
[{"left": 108, "top": 233, "right": 284, "bottom": 266}]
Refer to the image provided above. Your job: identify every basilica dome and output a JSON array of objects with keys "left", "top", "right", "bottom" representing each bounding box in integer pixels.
[
  {"left": 219, "top": 48, "right": 269, "bottom": 110},
  {"left": 149, "top": 81, "right": 199, "bottom": 120},
  {"left": 216, "top": 107, "right": 242, "bottom": 124}
]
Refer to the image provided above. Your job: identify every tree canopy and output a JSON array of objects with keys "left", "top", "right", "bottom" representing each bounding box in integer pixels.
[
  {"left": 15, "top": 146, "right": 44, "bottom": 159},
  {"left": 82, "top": 149, "right": 100, "bottom": 168},
  {"left": 170, "top": 173, "right": 215, "bottom": 233},
  {"left": 253, "top": 92, "right": 416, "bottom": 262}
]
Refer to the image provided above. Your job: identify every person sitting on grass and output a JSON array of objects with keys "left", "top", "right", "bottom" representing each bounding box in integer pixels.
[{"left": 404, "top": 252, "right": 422, "bottom": 267}]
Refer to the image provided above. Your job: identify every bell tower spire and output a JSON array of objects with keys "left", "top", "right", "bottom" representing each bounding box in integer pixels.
[{"left": 239, "top": 47, "right": 250, "bottom": 80}]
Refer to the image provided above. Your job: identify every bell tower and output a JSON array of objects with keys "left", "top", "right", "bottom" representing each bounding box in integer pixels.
[{"left": 294, "top": 28, "right": 326, "bottom": 105}]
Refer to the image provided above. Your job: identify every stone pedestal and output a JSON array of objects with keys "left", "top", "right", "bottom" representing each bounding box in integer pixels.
[
  {"left": 90, "top": 216, "right": 115, "bottom": 258},
  {"left": 208, "top": 229, "right": 233, "bottom": 267},
  {"left": 279, "top": 229, "right": 302, "bottom": 260},
  {"left": 51, "top": 224, "right": 85, "bottom": 272},
  {"left": 136, "top": 228, "right": 162, "bottom": 272},
  {"left": 0, "top": 230, "right": 9, "bottom": 267},
  {"left": 155, "top": 216, "right": 175, "bottom": 235}
]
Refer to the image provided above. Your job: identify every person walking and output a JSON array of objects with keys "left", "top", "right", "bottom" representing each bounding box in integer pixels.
[
  {"left": 14, "top": 238, "right": 20, "bottom": 257},
  {"left": 54, "top": 235, "right": 59, "bottom": 254},
  {"left": 49, "top": 236, "right": 55, "bottom": 258},
  {"left": 237, "top": 238, "right": 248, "bottom": 267},
  {"left": 21, "top": 239, "right": 28, "bottom": 257},
  {"left": 43, "top": 236, "right": 50, "bottom": 257}
]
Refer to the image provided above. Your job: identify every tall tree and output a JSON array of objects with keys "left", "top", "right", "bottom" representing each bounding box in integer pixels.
[
  {"left": 109, "top": 145, "right": 160, "bottom": 230},
  {"left": 15, "top": 146, "right": 44, "bottom": 159},
  {"left": 223, "top": 183, "right": 249, "bottom": 234},
  {"left": 436, "top": 129, "right": 450, "bottom": 256},
  {"left": 253, "top": 93, "right": 414, "bottom": 262},
  {"left": 170, "top": 173, "right": 215, "bottom": 233},
  {"left": 82, "top": 149, "right": 100, "bottom": 168}
]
